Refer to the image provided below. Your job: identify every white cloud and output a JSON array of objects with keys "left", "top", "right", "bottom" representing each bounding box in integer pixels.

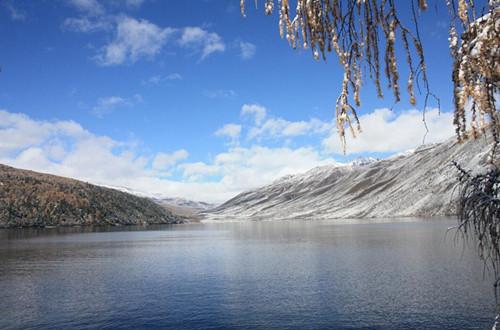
[
  {"left": 322, "top": 108, "right": 455, "bottom": 154},
  {"left": 142, "top": 73, "right": 182, "bottom": 85},
  {"left": 96, "top": 16, "right": 176, "bottom": 66},
  {"left": 239, "top": 104, "right": 330, "bottom": 140},
  {"left": 0, "top": 109, "right": 338, "bottom": 203},
  {"left": 0, "top": 112, "right": 152, "bottom": 187},
  {"left": 248, "top": 117, "right": 331, "bottom": 140},
  {"left": 63, "top": 16, "right": 112, "bottom": 32},
  {"left": 123, "top": 0, "right": 145, "bottom": 8},
  {"left": 91, "top": 94, "right": 142, "bottom": 116},
  {"left": 180, "top": 146, "right": 336, "bottom": 194},
  {"left": 166, "top": 73, "right": 182, "bottom": 80},
  {"left": 66, "top": 0, "right": 147, "bottom": 14},
  {"left": 178, "top": 27, "right": 225, "bottom": 60},
  {"left": 106, "top": 0, "right": 147, "bottom": 9},
  {"left": 67, "top": 0, "right": 105, "bottom": 16},
  {"left": 0, "top": 109, "right": 175, "bottom": 197},
  {"left": 241, "top": 104, "right": 266, "bottom": 125},
  {"left": 179, "top": 162, "right": 220, "bottom": 181},
  {"left": 215, "top": 124, "right": 241, "bottom": 145},
  {"left": 65, "top": 12, "right": 230, "bottom": 65},
  {"left": 143, "top": 75, "right": 162, "bottom": 85},
  {"left": 0, "top": 110, "right": 87, "bottom": 156},
  {"left": 152, "top": 149, "right": 189, "bottom": 172},
  {"left": 92, "top": 96, "right": 129, "bottom": 116},
  {"left": 0, "top": 106, "right": 458, "bottom": 204},
  {"left": 204, "top": 89, "right": 237, "bottom": 98},
  {"left": 239, "top": 41, "right": 256, "bottom": 60}
]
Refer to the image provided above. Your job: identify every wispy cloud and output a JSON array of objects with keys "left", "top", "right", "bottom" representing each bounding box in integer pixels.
[
  {"left": 248, "top": 117, "right": 331, "bottom": 141},
  {"left": 66, "top": 0, "right": 105, "bottom": 16},
  {"left": 92, "top": 96, "right": 129, "bottom": 116},
  {"left": 239, "top": 41, "right": 256, "bottom": 60},
  {"left": 215, "top": 123, "right": 241, "bottom": 145},
  {"left": 241, "top": 104, "right": 266, "bottom": 125},
  {"left": 65, "top": 11, "right": 227, "bottom": 66},
  {"left": 91, "top": 94, "right": 142, "bottom": 117},
  {"left": 123, "top": 0, "right": 146, "bottom": 9},
  {"left": 165, "top": 73, "right": 182, "bottom": 80},
  {"left": 3, "top": 1, "right": 26, "bottom": 21},
  {"left": 178, "top": 27, "right": 226, "bottom": 60},
  {"left": 203, "top": 89, "right": 236, "bottom": 99},
  {"left": 66, "top": 0, "right": 147, "bottom": 14},
  {"left": 179, "top": 162, "right": 220, "bottom": 181},
  {"left": 152, "top": 149, "right": 188, "bottom": 174},
  {"left": 95, "top": 16, "right": 176, "bottom": 66},
  {"left": 322, "top": 108, "right": 454, "bottom": 154},
  {"left": 142, "top": 73, "right": 183, "bottom": 85},
  {"left": 63, "top": 16, "right": 112, "bottom": 32},
  {"left": 239, "top": 104, "right": 331, "bottom": 141},
  {"left": 178, "top": 146, "right": 335, "bottom": 192}
]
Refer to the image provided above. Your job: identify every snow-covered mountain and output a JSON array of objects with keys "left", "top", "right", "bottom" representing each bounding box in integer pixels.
[
  {"left": 204, "top": 136, "right": 491, "bottom": 221},
  {"left": 151, "top": 197, "right": 214, "bottom": 211},
  {"left": 98, "top": 185, "right": 214, "bottom": 211},
  {"left": 97, "top": 184, "right": 214, "bottom": 221}
]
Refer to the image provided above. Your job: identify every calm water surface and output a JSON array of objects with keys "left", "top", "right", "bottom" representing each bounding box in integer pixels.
[{"left": 0, "top": 218, "right": 496, "bottom": 329}]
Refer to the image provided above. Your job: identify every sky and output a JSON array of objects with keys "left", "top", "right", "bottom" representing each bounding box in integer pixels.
[{"left": 0, "top": 0, "right": 466, "bottom": 203}]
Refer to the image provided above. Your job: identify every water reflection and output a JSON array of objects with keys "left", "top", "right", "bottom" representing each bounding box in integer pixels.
[{"left": 0, "top": 218, "right": 495, "bottom": 329}]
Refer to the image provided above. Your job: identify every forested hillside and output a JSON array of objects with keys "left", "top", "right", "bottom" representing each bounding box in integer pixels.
[{"left": 0, "top": 164, "right": 183, "bottom": 228}]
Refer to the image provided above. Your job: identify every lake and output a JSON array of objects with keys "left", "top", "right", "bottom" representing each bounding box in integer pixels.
[{"left": 0, "top": 218, "right": 496, "bottom": 329}]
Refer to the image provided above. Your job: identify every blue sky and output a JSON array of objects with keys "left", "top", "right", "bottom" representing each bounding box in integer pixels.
[{"left": 0, "top": 0, "right": 466, "bottom": 203}]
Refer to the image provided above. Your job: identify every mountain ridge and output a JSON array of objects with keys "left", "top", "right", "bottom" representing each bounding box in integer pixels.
[{"left": 205, "top": 136, "right": 491, "bottom": 221}]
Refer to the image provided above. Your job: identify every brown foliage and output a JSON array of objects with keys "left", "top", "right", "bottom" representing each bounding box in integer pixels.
[{"left": 0, "top": 164, "right": 182, "bottom": 228}]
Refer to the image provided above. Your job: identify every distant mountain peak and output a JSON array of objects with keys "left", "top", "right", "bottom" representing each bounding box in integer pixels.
[
  {"left": 350, "top": 156, "right": 380, "bottom": 167},
  {"left": 97, "top": 184, "right": 214, "bottom": 210}
]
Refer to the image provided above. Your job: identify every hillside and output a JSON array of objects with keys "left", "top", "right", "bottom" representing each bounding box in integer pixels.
[
  {"left": 151, "top": 197, "right": 215, "bottom": 221},
  {"left": 0, "top": 164, "right": 183, "bottom": 228},
  {"left": 205, "top": 136, "right": 492, "bottom": 220},
  {"left": 97, "top": 184, "right": 215, "bottom": 221}
]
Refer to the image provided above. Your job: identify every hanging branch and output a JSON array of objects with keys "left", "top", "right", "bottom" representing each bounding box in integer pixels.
[
  {"left": 240, "top": 0, "right": 499, "bottom": 156},
  {"left": 241, "top": 0, "right": 433, "bottom": 152},
  {"left": 452, "top": 160, "right": 500, "bottom": 280},
  {"left": 448, "top": 0, "right": 500, "bottom": 163}
]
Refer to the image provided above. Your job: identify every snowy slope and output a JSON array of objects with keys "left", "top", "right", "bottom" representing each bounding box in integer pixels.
[
  {"left": 205, "top": 136, "right": 491, "bottom": 220},
  {"left": 151, "top": 197, "right": 214, "bottom": 211},
  {"left": 98, "top": 185, "right": 214, "bottom": 211}
]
